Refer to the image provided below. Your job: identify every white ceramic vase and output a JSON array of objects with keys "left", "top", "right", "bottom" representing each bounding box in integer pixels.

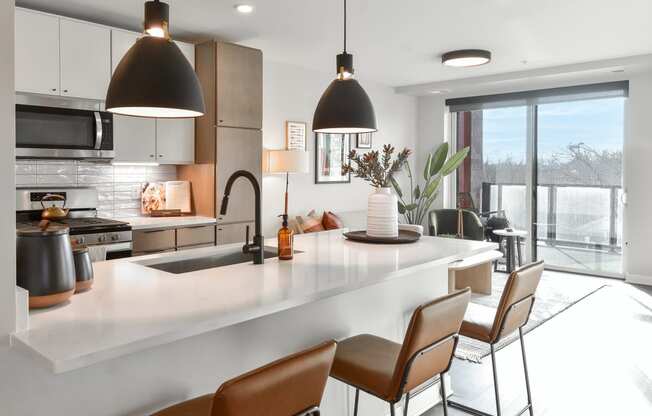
[{"left": 367, "top": 187, "right": 399, "bottom": 238}]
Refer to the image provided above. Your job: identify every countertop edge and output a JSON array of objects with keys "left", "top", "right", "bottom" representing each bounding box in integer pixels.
[{"left": 11, "top": 239, "right": 497, "bottom": 373}]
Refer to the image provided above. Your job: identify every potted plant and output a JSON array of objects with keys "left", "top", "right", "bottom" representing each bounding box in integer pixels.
[
  {"left": 343, "top": 145, "right": 411, "bottom": 238},
  {"left": 391, "top": 143, "right": 469, "bottom": 231}
]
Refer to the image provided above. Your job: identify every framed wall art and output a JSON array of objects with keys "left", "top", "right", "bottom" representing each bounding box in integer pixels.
[
  {"left": 315, "top": 133, "right": 351, "bottom": 184},
  {"left": 285, "top": 121, "right": 307, "bottom": 150},
  {"left": 355, "top": 132, "right": 373, "bottom": 149}
]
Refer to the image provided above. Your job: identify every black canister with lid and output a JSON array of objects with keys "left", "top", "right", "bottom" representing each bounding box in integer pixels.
[{"left": 16, "top": 223, "right": 76, "bottom": 309}]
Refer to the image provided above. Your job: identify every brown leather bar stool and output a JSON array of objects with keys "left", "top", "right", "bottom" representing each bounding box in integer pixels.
[
  {"left": 449, "top": 260, "right": 544, "bottom": 416},
  {"left": 152, "top": 340, "right": 336, "bottom": 416},
  {"left": 330, "top": 288, "right": 471, "bottom": 416}
]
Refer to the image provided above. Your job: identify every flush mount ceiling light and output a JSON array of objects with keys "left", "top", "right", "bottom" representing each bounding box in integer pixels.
[
  {"left": 442, "top": 49, "right": 492, "bottom": 68},
  {"left": 312, "top": 0, "right": 377, "bottom": 134},
  {"left": 234, "top": 4, "right": 254, "bottom": 14},
  {"left": 106, "top": 0, "right": 205, "bottom": 118}
]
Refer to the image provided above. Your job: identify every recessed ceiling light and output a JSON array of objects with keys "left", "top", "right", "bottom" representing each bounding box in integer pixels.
[
  {"left": 442, "top": 49, "right": 492, "bottom": 67},
  {"left": 235, "top": 4, "right": 254, "bottom": 14},
  {"left": 429, "top": 90, "right": 442, "bottom": 94}
]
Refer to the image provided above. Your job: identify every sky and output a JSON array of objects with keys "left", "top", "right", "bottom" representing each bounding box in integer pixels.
[{"left": 481, "top": 97, "right": 625, "bottom": 163}]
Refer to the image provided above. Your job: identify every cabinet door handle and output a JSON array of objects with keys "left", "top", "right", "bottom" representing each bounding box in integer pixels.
[
  {"left": 158, "top": 154, "right": 164, "bottom": 158},
  {"left": 149, "top": 154, "right": 155, "bottom": 158},
  {"left": 63, "top": 89, "right": 68, "bottom": 93},
  {"left": 51, "top": 88, "right": 57, "bottom": 92}
]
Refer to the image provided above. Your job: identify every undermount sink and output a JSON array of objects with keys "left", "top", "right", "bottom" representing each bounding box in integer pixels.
[{"left": 142, "top": 246, "right": 282, "bottom": 274}]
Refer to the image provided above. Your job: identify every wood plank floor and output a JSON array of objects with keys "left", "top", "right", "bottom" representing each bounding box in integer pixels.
[{"left": 423, "top": 278, "right": 652, "bottom": 416}]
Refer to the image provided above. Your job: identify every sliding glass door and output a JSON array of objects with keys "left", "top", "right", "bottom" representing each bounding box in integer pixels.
[
  {"left": 450, "top": 82, "right": 627, "bottom": 277},
  {"left": 456, "top": 106, "right": 532, "bottom": 263},
  {"left": 536, "top": 98, "right": 625, "bottom": 275}
]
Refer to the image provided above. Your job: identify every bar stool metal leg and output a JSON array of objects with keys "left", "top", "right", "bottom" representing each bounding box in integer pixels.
[
  {"left": 403, "top": 392, "right": 410, "bottom": 416},
  {"left": 440, "top": 374, "right": 449, "bottom": 416},
  {"left": 353, "top": 388, "right": 360, "bottom": 416},
  {"left": 519, "top": 328, "right": 534, "bottom": 416},
  {"left": 490, "top": 344, "right": 502, "bottom": 416},
  {"left": 390, "top": 402, "right": 396, "bottom": 416}
]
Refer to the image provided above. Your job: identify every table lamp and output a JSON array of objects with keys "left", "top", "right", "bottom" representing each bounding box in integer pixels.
[{"left": 266, "top": 150, "right": 310, "bottom": 215}]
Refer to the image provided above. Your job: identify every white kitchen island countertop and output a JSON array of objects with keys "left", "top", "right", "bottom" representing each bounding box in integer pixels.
[
  {"left": 117, "top": 215, "right": 216, "bottom": 230},
  {"left": 12, "top": 230, "right": 496, "bottom": 373}
]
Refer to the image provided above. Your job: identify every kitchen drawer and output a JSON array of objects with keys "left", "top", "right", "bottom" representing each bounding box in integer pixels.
[
  {"left": 217, "top": 222, "right": 254, "bottom": 245},
  {"left": 176, "top": 225, "right": 216, "bottom": 247},
  {"left": 133, "top": 229, "right": 176, "bottom": 253}
]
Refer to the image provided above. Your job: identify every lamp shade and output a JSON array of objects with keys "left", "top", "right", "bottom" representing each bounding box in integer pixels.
[
  {"left": 313, "top": 78, "right": 377, "bottom": 134},
  {"left": 267, "top": 150, "right": 309, "bottom": 174},
  {"left": 106, "top": 36, "right": 205, "bottom": 118}
]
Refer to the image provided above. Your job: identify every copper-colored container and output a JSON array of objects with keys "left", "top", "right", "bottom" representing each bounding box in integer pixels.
[{"left": 73, "top": 246, "right": 94, "bottom": 293}]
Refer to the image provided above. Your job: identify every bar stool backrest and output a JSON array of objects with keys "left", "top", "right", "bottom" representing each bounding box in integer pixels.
[
  {"left": 390, "top": 288, "right": 471, "bottom": 400},
  {"left": 490, "top": 260, "right": 544, "bottom": 343},
  {"left": 210, "top": 340, "right": 337, "bottom": 416}
]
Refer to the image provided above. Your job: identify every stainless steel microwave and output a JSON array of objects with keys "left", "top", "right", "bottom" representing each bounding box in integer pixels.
[{"left": 16, "top": 103, "right": 114, "bottom": 160}]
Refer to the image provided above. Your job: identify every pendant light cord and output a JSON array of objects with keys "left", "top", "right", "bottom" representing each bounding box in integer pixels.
[{"left": 343, "top": 0, "right": 347, "bottom": 53}]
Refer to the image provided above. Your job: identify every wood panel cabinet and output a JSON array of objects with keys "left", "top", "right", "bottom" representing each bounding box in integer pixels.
[
  {"left": 215, "top": 128, "right": 262, "bottom": 224},
  {"left": 177, "top": 225, "right": 215, "bottom": 248},
  {"left": 132, "top": 225, "right": 217, "bottom": 256},
  {"left": 132, "top": 229, "right": 176, "bottom": 255},
  {"left": 59, "top": 18, "right": 111, "bottom": 100},
  {"left": 15, "top": 9, "right": 60, "bottom": 95},
  {"left": 178, "top": 41, "right": 263, "bottom": 222},
  {"left": 216, "top": 42, "right": 263, "bottom": 129},
  {"left": 217, "top": 222, "right": 254, "bottom": 245}
]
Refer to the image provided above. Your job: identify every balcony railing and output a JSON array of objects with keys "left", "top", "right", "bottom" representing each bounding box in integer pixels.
[{"left": 481, "top": 182, "right": 623, "bottom": 254}]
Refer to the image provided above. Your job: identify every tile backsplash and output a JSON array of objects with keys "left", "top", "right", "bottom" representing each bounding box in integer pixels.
[{"left": 16, "top": 160, "right": 178, "bottom": 218}]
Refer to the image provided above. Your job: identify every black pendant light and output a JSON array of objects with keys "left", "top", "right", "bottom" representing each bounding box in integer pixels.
[
  {"left": 313, "top": 0, "right": 377, "bottom": 133},
  {"left": 106, "top": 0, "right": 205, "bottom": 118}
]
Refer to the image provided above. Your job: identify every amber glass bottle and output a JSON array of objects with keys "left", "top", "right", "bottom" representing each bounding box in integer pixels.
[{"left": 277, "top": 214, "right": 294, "bottom": 260}]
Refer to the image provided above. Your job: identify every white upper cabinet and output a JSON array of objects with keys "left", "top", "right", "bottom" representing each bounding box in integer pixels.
[
  {"left": 111, "top": 30, "right": 139, "bottom": 73},
  {"left": 59, "top": 18, "right": 111, "bottom": 100},
  {"left": 15, "top": 9, "right": 110, "bottom": 100},
  {"left": 113, "top": 115, "right": 157, "bottom": 163},
  {"left": 156, "top": 40, "right": 195, "bottom": 165},
  {"left": 15, "top": 9, "right": 60, "bottom": 95},
  {"left": 156, "top": 119, "right": 195, "bottom": 164}
]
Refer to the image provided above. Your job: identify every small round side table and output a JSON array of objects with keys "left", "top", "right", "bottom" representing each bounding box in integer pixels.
[{"left": 493, "top": 229, "right": 528, "bottom": 273}]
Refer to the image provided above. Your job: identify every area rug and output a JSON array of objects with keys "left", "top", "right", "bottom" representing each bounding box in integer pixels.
[{"left": 454, "top": 270, "right": 606, "bottom": 363}]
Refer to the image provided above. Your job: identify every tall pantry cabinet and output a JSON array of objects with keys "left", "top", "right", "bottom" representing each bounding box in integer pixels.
[{"left": 179, "top": 42, "right": 263, "bottom": 245}]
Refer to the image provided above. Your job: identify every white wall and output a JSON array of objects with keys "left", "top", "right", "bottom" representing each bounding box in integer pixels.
[
  {"left": 623, "top": 72, "right": 652, "bottom": 284},
  {"left": 0, "top": 0, "right": 16, "bottom": 337},
  {"left": 416, "top": 95, "right": 448, "bottom": 213},
  {"left": 261, "top": 60, "right": 417, "bottom": 236},
  {"left": 414, "top": 72, "right": 652, "bottom": 283}
]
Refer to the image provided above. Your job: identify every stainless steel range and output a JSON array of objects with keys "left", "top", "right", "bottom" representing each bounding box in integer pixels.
[{"left": 16, "top": 187, "right": 132, "bottom": 260}]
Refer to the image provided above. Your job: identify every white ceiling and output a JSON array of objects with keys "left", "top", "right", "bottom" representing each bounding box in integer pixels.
[{"left": 16, "top": 0, "right": 652, "bottom": 88}]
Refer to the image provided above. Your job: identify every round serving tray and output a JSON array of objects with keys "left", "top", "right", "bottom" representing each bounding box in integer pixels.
[{"left": 343, "top": 230, "right": 421, "bottom": 244}]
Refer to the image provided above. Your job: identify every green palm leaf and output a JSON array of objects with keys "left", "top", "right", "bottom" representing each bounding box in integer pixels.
[
  {"left": 423, "top": 176, "right": 441, "bottom": 198},
  {"left": 390, "top": 176, "right": 403, "bottom": 198},
  {"left": 440, "top": 147, "right": 470, "bottom": 176},
  {"left": 429, "top": 143, "right": 449, "bottom": 177},
  {"left": 423, "top": 154, "right": 432, "bottom": 181}
]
